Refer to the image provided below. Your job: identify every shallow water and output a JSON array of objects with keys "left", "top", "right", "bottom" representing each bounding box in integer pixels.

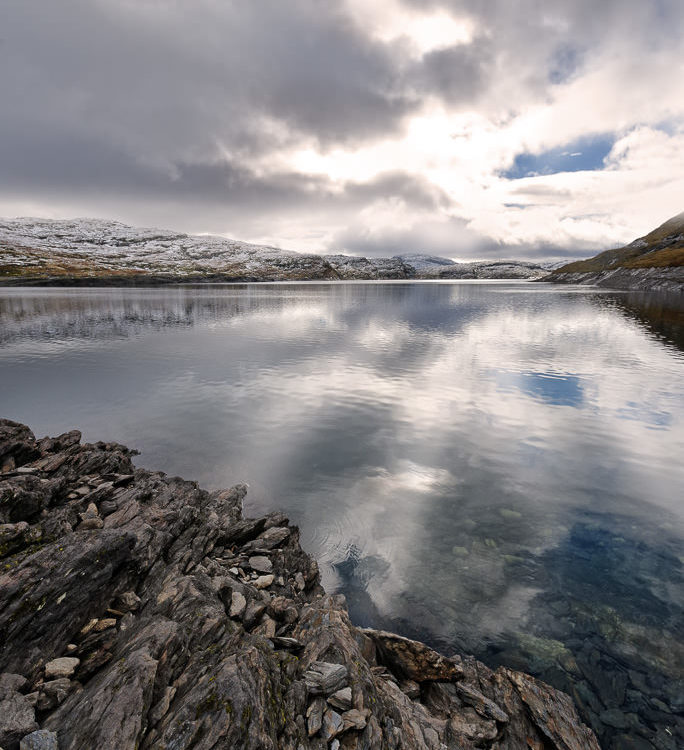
[{"left": 1, "top": 281, "right": 682, "bottom": 748}]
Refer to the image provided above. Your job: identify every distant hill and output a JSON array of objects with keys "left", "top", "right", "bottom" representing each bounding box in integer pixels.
[
  {"left": 547, "top": 212, "right": 684, "bottom": 292},
  {"left": 0, "top": 217, "right": 547, "bottom": 285}
]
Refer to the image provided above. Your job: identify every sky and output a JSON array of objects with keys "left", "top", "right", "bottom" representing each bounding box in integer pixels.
[{"left": 2, "top": 0, "right": 684, "bottom": 261}]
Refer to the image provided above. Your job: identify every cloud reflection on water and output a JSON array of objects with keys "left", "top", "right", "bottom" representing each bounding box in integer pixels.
[{"left": 0, "top": 282, "right": 682, "bottom": 659}]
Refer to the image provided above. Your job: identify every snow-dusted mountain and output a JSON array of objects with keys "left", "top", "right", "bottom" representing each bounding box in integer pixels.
[{"left": 0, "top": 217, "right": 547, "bottom": 283}]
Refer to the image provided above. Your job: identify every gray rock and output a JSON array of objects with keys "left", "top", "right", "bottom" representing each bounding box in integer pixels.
[
  {"left": 0, "top": 674, "right": 28, "bottom": 699},
  {"left": 115, "top": 591, "right": 140, "bottom": 612},
  {"left": 456, "top": 681, "right": 509, "bottom": 723},
  {"left": 0, "top": 692, "right": 38, "bottom": 749},
  {"left": 37, "top": 679, "right": 72, "bottom": 711},
  {"left": 229, "top": 591, "right": 247, "bottom": 619},
  {"left": 327, "top": 687, "right": 352, "bottom": 712},
  {"left": 361, "top": 628, "right": 463, "bottom": 682},
  {"left": 19, "top": 729, "right": 59, "bottom": 750},
  {"left": 341, "top": 708, "right": 369, "bottom": 731},
  {"left": 254, "top": 574, "right": 274, "bottom": 589},
  {"left": 306, "top": 697, "right": 325, "bottom": 737},
  {"left": 44, "top": 658, "right": 80, "bottom": 680},
  {"left": 320, "top": 708, "right": 344, "bottom": 741},
  {"left": 247, "top": 555, "right": 272, "bottom": 574},
  {"left": 304, "top": 662, "right": 348, "bottom": 696}
]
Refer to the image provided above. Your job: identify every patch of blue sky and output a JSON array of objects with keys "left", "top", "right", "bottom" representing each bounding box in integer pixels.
[
  {"left": 493, "top": 370, "right": 584, "bottom": 407},
  {"left": 502, "top": 134, "right": 616, "bottom": 180}
]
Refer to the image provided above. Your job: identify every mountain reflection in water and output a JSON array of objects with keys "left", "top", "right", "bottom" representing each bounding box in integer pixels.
[{"left": 0, "top": 281, "right": 682, "bottom": 749}]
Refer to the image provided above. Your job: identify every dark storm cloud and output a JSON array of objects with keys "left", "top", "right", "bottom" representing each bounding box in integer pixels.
[
  {"left": 407, "top": 41, "right": 492, "bottom": 104},
  {"left": 1, "top": 1, "right": 414, "bottom": 173}
]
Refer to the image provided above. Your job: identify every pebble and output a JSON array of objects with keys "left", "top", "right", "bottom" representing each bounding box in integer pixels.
[
  {"left": 306, "top": 697, "right": 325, "bottom": 737},
  {"left": 327, "top": 687, "right": 352, "bottom": 711},
  {"left": 304, "top": 662, "right": 348, "bottom": 696},
  {"left": 20, "top": 729, "right": 59, "bottom": 750},
  {"left": 255, "top": 574, "right": 274, "bottom": 589},
  {"left": 248, "top": 556, "right": 272, "bottom": 573},
  {"left": 93, "top": 618, "right": 117, "bottom": 632},
  {"left": 342, "top": 708, "right": 369, "bottom": 731},
  {"left": 116, "top": 590, "right": 141, "bottom": 612},
  {"left": 44, "top": 657, "right": 80, "bottom": 679},
  {"left": 229, "top": 591, "right": 247, "bottom": 619},
  {"left": 320, "top": 708, "right": 344, "bottom": 740}
]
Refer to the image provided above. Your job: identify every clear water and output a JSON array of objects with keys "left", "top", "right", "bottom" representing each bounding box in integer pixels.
[{"left": 1, "top": 281, "right": 682, "bottom": 748}]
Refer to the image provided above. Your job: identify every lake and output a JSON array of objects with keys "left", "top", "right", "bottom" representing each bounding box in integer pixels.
[{"left": 1, "top": 281, "right": 682, "bottom": 749}]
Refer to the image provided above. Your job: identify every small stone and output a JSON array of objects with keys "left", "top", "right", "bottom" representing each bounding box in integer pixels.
[
  {"left": 399, "top": 679, "right": 420, "bottom": 699},
  {"left": 93, "top": 618, "right": 117, "bottom": 632},
  {"left": 304, "top": 662, "right": 348, "bottom": 696},
  {"left": 85, "top": 502, "right": 99, "bottom": 517},
  {"left": 255, "top": 574, "right": 274, "bottom": 589},
  {"left": 320, "top": 708, "right": 344, "bottom": 741},
  {"left": 78, "top": 517, "right": 103, "bottom": 530},
  {"left": 65, "top": 644, "right": 77, "bottom": 653},
  {"left": 243, "top": 601, "right": 266, "bottom": 629},
  {"left": 229, "top": 591, "right": 247, "bottom": 619},
  {"left": 457, "top": 682, "right": 509, "bottom": 723},
  {"left": 330, "top": 741, "right": 340, "bottom": 750},
  {"left": 327, "top": 687, "right": 352, "bottom": 712},
  {"left": 295, "top": 572, "right": 306, "bottom": 591},
  {"left": 37, "top": 678, "right": 71, "bottom": 710},
  {"left": 342, "top": 708, "right": 369, "bottom": 731},
  {"left": 229, "top": 567, "right": 240, "bottom": 576},
  {"left": 0, "top": 692, "right": 38, "bottom": 746},
  {"left": 0, "top": 673, "right": 28, "bottom": 698},
  {"left": 44, "top": 657, "right": 80, "bottom": 679},
  {"left": 254, "top": 615, "right": 277, "bottom": 638},
  {"left": 80, "top": 619, "right": 98, "bottom": 636},
  {"left": 306, "top": 697, "right": 325, "bottom": 737},
  {"left": 268, "top": 596, "right": 299, "bottom": 623},
  {"left": 99, "top": 499, "right": 118, "bottom": 516},
  {"left": 115, "top": 591, "right": 141, "bottom": 612},
  {"left": 248, "top": 555, "right": 273, "bottom": 573},
  {"left": 20, "top": 729, "right": 59, "bottom": 750}
]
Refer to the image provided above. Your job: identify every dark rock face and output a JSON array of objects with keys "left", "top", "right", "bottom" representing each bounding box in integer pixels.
[{"left": 0, "top": 418, "right": 600, "bottom": 749}]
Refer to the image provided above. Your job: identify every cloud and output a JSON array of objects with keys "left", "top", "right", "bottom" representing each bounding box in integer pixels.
[{"left": 1, "top": 0, "right": 683, "bottom": 259}]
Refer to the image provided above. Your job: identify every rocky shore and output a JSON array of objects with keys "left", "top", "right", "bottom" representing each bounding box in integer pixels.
[
  {"left": 0, "top": 419, "right": 600, "bottom": 750},
  {"left": 542, "top": 266, "right": 684, "bottom": 293}
]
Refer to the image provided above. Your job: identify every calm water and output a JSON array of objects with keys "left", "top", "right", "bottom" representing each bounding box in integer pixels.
[{"left": 1, "top": 282, "right": 683, "bottom": 748}]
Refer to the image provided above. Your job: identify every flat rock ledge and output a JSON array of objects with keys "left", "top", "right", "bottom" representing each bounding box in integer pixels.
[{"left": 0, "top": 418, "right": 600, "bottom": 750}]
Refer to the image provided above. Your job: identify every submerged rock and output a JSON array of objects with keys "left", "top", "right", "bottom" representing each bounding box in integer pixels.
[{"left": 0, "top": 418, "right": 600, "bottom": 749}]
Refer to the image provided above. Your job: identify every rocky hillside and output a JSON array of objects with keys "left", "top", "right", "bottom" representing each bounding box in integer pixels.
[
  {"left": 0, "top": 419, "right": 599, "bottom": 750},
  {"left": 547, "top": 212, "right": 684, "bottom": 291},
  {"left": 0, "top": 217, "right": 547, "bottom": 284}
]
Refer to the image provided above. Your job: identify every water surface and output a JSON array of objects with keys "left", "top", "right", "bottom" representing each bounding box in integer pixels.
[{"left": 1, "top": 281, "right": 682, "bottom": 749}]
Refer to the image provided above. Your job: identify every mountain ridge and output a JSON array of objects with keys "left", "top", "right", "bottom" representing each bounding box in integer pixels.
[
  {"left": 0, "top": 217, "right": 547, "bottom": 284},
  {"left": 546, "top": 212, "right": 684, "bottom": 291}
]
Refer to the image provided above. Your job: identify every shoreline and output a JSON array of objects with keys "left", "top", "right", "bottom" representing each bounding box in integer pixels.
[{"left": 0, "top": 418, "right": 599, "bottom": 749}]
